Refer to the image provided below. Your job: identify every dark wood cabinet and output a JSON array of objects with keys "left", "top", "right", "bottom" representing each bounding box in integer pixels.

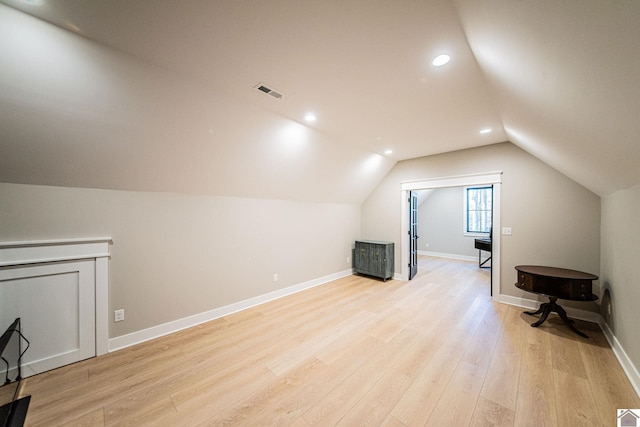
[
  {"left": 514, "top": 265, "right": 598, "bottom": 338},
  {"left": 354, "top": 240, "right": 394, "bottom": 281},
  {"left": 515, "top": 265, "right": 597, "bottom": 301}
]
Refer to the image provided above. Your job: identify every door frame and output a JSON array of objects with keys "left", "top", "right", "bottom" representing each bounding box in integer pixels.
[
  {"left": 408, "top": 191, "right": 419, "bottom": 280},
  {"left": 400, "top": 172, "right": 502, "bottom": 300}
]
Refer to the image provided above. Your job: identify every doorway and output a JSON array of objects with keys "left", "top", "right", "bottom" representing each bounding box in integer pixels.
[
  {"left": 400, "top": 172, "right": 502, "bottom": 300},
  {"left": 408, "top": 191, "right": 418, "bottom": 280}
]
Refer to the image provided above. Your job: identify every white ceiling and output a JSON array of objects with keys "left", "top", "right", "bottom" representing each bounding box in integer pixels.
[
  {"left": 0, "top": 0, "right": 638, "bottom": 201},
  {"left": 456, "top": 0, "right": 640, "bottom": 196}
]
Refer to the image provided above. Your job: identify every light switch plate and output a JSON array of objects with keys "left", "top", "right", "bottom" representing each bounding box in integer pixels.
[{"left": 502, "top": 227, "right": 512, "bottom": 236}]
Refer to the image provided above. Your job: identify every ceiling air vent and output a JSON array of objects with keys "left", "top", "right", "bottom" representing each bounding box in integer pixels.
[{"left": 254, "top": 83, "right": 284, "bottom": 99}]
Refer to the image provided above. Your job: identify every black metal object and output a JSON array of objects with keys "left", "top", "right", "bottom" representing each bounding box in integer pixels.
[
  {"left": 0, "top": 397, "right": 30, "bottom": 427},
  {"left": 0, "top": 318, "right": 30, "bottom": 427},
  {"left": 474, "top": 237, "right": 492, "bottom": 268}
]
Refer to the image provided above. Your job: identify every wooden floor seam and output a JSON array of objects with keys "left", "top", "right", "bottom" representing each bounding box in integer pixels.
[{"left": 19, "top": 256, "right": 640, "bottom": 426}]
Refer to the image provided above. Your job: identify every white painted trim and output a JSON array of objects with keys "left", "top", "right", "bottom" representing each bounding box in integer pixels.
[
  {"left": 94, "top": 257, "right": 109, "bottom": 356},
  {"left": 0, "top": 237, "right": 112, "bottom": 247},
  {"left": 400, "top": 172, "right": 502, "bottom": 300},
  {"left": 499, "top": 294, "right": 640, "bottom": 398},
  {"left": 599, "top": 320, "right": 640, "bottom": 398},
  {"left": 108, "top": 268, "right": 354, "bottom": 352},
  {"left": 401, "top": 172, "right": 503, "bottom": 191},
  {"left": 490, "top": 184, "right": 500, "bottom": 299},
  {"left": 0, "top": 238, "right": 111, "bottom": 357},
  {"left": 419, "top": 251, "right": 477, "bottom": 263},
  {"left": 0, "top": 237, "right": 111, "bottom": 266}
]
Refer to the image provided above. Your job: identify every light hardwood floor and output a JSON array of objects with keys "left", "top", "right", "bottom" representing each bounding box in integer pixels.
[{"left": 20, "top": 256, "right": 640, "bottom": 426}]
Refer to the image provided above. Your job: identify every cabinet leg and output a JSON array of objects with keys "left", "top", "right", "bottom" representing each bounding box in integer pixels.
[
  {"left": 529, "top": 302, "right": 553, "bottom": 327},
  {"left": 555, "top": 304, "right": 589, "bottom": 338},
  {"left": 524, "top": 305, "right": 545, "bottom": 316},
  {"left": 523, "top": 297, "right": 588, "bottom": 338}
]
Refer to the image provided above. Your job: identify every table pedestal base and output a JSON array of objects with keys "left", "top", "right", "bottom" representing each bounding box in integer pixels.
[{"left": 523, "top": 297, "right": 588, "bottom": 338}]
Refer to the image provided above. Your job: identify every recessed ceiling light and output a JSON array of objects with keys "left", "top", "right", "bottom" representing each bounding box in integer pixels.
[
  {"left": 480, "top": 128, "right": 492, "bottom": 134},
  {"left": 304, "top": 113, "right": 317, "bottom": 122},
  {"left": 384, "top": 149, "right": 393, "bottom": 155},
  {"left": 432, "top": 54, "right": 450, "bottom": 67}
]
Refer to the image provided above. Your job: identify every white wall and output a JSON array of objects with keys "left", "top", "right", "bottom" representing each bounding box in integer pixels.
[
  {"left": 0, "top": 4, "right": 394, "bottom": 205},
  {"left": 0, "top": 183, "right": 360, "bottom": 340},
  {"left": 362, "top": 142, "right": 601, "bottom": 310},
  {"left": 417, "top": 187, "right": 479, "bottom": 259},
  {"left": 601, "top": 183, "right": 640, "bottom": 380}
]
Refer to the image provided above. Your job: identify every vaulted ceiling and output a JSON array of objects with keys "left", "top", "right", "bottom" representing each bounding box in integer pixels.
[{"left": 1, "top": 0, "right": 638, "bottom": 203}]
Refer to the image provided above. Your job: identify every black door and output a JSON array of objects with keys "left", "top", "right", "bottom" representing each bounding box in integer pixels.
[{"left": 409, "top": 191, "right": 418, "bottom": 280}]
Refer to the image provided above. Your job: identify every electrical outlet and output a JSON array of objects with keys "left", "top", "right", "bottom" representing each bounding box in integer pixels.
[
  {"left": 114, "top": 309, "right": 125, "bottom": 322},
  {"left": 346, "top": 257, "right": 350, "bottom": 264},
  {"left": 501, "top": 227, "right": 512, "bottom": 236},
  {"left": 273, "top": 273, "right": 278, "bottom": 282}
]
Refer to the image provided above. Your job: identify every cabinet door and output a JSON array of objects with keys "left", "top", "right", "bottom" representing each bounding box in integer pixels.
[
  {"left": 354, "top": 242, "right": 365, "bottom": 271},
  {"left": 372, "top": 245, "right": 384, "bottom": 276},
  {"left": 0, "top": 260, "right": 96, "bottom": 377},
  {"left": 383, "top": 243, "right": 394, "bottom": 279}
]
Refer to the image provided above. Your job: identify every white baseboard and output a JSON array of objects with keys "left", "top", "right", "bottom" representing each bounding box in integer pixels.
[
  {"left": 419, "top": 250, "right": 477, "bottom": 263},
  {"left": 498, "top": 294, "right": 601, "bottom": 323},
  {"left": 599, "top": 319, "right": 640, "bottom": 398},
  {"left": 108, "top": 268, "right": 354, "bottom": 352},
  {"left": 107, "top": 276, "right": 640, "bottom": 399},
  {"left": 499, "top": 294, "right": 640, "bottom": 398}
]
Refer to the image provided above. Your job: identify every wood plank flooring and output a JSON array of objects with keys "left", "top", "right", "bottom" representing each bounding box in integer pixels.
[{"left": 19, "top": 256, "right": 640, "bottom": 426}]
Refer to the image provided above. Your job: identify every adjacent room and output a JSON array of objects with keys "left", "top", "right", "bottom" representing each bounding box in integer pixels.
[{"left": 1, "top": 1, "right": 640, "bottom": 425}]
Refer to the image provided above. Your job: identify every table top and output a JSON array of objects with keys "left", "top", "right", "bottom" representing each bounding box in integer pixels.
[
  {"left": 515, "top": 265, "right": 598, "bottom": 281},
  {"left": 355, "top": 240, "right": 393, "bottom": 245}
]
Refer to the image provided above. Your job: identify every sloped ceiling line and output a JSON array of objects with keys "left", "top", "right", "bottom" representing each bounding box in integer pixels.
[{"left": 1, "top": 0, "right": 639, "bottom": 199}]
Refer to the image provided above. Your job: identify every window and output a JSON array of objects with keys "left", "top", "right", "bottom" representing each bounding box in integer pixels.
[{"left": 465, "top": 186, "right": 492, "bottom": 234}]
